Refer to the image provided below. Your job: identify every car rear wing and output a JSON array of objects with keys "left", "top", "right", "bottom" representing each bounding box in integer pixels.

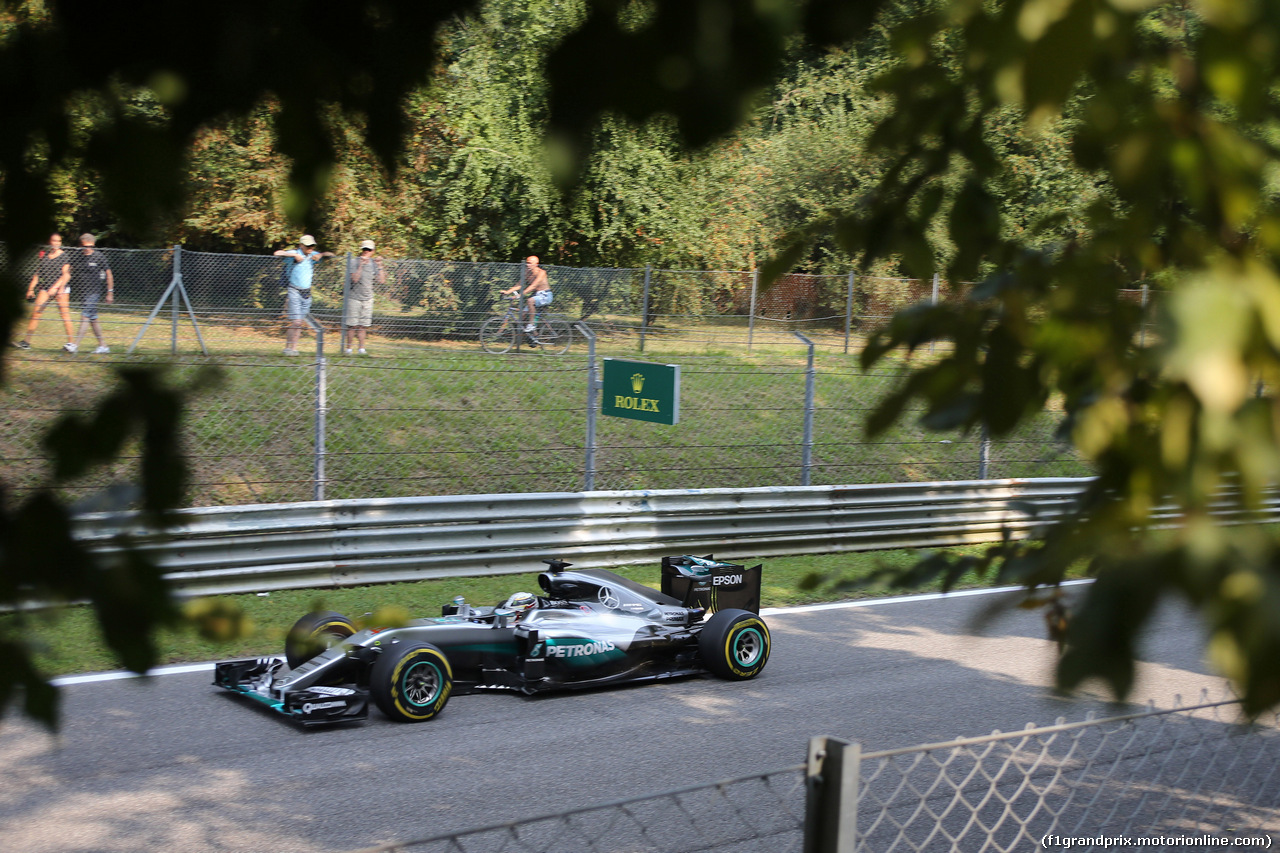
[{"left": 660, "top": 555, "right": 761, "bottom": 615}]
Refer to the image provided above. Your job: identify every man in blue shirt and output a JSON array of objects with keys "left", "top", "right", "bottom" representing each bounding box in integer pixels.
[{"left": 273, "top": 234, "right": 334, "bottom": 355}]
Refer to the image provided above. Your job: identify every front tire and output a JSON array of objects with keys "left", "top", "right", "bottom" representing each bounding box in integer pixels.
[
  {"left": 285, "top": 611, "right": 356, "bottom": 668},
  {"left": 480, "top": 316, "right": 516, "bottom": 353},
  {"left": 371, "top": 642, "right": 454, "bottom": 722},
  {"left": 698, "top": 609, "right": 770, "bottom": 680}
]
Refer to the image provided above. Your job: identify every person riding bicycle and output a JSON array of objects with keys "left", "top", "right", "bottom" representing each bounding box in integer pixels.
[{"left": 500, "top": 255, "right": 551, "bottom": 333}]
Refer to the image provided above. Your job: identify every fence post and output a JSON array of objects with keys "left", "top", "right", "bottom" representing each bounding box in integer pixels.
[
  {"left": 127, "top": 244, "right": 208, "bottom": 356},
  {"left": 305, "top": 314, "right": 327, "bottom": 501},
  {"left": 794, "top": 332, "right": 816, "bottom": 487},
  {"left": 341, "top": 252, "right": 352, "bottom": 353},
  {"left": 927, "top": 272, "right": 942, "bottom": 356},
  {"left": 639, "top": 265, "right": 652, "bottom": 353},
  {"left": 578, "top": 322, "right": 599, "bottom": 491},
  {"left": 1139, "top": 282, "right": 1149, "bottom": 349},
  {"left": 844, "top": 272, "right": 855, "bottom": 355},
  {"left": 171, "top": 244, "right": 181, "bottom": 353},
  {"left": 979, "top": 423, "right": 990, "bottom": 480},
  {"left": 748, "top": 268, "right": 759, "bottom": 352},
  {"left": 805, "top": 736, "right": 860, "bottom": 853}
]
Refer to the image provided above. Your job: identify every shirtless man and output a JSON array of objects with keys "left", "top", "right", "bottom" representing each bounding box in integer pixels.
[{"left": 501, "top": 255, "right": 551, "bottom": 332}]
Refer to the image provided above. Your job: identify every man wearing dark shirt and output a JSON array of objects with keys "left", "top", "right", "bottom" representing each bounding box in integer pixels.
[{"left": 67, "top": 233, "right": 114, "bottom": 354}]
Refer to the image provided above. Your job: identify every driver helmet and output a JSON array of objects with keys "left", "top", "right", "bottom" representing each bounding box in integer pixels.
[{"left": 504, "top": 592, "right": 537, "bottom": 615}]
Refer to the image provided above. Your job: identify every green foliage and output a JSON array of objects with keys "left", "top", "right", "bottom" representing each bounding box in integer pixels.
[
  {"left": 0, "top": 0, "right": 496, "bottom": 728},
  {"left": 787, "top": 0, "right": 1280, "bottom": 714},
  {"left": 0, "top": 367, "right": 217, "bottom": 725}
]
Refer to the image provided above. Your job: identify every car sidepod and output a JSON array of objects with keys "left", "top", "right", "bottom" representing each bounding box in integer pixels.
[{"left": 521, "top": 607, "right": 690, "bottom": 687}]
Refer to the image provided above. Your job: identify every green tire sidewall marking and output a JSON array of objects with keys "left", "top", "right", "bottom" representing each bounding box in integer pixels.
[
  {"left": 401, "top": 660, "right": 441, "bottom": 707},
  {"left": 393, "top": 649, "right": 452, "bottom": 719},
  {"left": 725, "top": 619, "right": 769, "bottom": 677}
]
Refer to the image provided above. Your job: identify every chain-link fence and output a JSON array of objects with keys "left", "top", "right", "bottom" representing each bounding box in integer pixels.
[
  {"left": 4, "top": 242, "right": 1162, "bottom": 357},
  {"left": 0, "top": 345, "right": 1091, "bottom": 507},
  {"left": 343, "top": 690, "right": 1277, "bottom": 853},
  {"left": 5, "top": 244, "right": 1130, "bottom": 507},
  {"left": 850, "top": 693, "right": 1278, "bottom": 851}
]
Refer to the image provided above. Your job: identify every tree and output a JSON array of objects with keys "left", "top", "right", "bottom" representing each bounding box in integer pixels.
[{"left": 788, "top": 0, "right": 1280, "bottom": 714}]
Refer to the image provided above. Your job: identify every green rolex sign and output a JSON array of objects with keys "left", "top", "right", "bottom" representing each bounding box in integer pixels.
[{"left": 602, "top": 359, "right": 680, "bottom": 425}]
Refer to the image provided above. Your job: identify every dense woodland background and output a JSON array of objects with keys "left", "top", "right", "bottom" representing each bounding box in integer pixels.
[{"left": 12, "top": 0, "right": 1102, "bottom": 277}]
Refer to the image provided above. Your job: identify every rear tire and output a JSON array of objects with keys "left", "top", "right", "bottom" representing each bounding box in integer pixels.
[
  {"left": 285, "top": 611, "right": 356, "bottom": 669},
  {"left": 371, "top": 642, "right": 454, "bottom": 722},
  {"left": 698, "top": 609, "right": 770, "bottom": 680},
  {"left": 480, "top": 316, "right": 516, "bottom": 353},
  {"left": 535, "top": 317, "right": 572, "bottom": 355}
]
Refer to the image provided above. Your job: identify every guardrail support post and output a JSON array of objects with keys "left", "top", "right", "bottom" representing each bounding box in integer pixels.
[
  {"left": 578, "top": 322, "right": 599, "bottom": 491},
  {"left": 794, "top": 332, "right": 816, "bottom": 487},
  {"left": 805, "top": 736, "right": 859, "bottom": 853},
  {"left": 305, "top": 314, "right": 327, "bottom": 501}
]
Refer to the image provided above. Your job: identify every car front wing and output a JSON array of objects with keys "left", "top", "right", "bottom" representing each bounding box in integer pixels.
[{"left": 214, "top": 657, "right": 369, "bottom": 726}]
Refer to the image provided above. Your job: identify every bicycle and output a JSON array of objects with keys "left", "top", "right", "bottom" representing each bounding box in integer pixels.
[{"left": 479, "top": 294, "right": 572, "bottom": 355}]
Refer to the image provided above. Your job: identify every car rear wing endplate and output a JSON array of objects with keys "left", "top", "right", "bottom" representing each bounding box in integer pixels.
[{"left": 660, "top": 555, "right": 762, "bottom": 614}]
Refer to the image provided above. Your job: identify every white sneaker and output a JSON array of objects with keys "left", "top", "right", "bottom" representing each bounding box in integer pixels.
[
  {"left": 357, "top": 348, "right": 367, "bottom": 355},
  {"left": 63, "top": 342, "right": 78, "bottom": 353},
  {"left": 344, "top": 348, "right": 353, "bottom": 355},
  {"left": 93, "top": 345, "right": 110, "bottom": 354},
  {"left": 283, "top": 349, "right": 299, "bottom": 356},
  {"left": 524, "top": 324, "right": 536, "bottom": 333}
]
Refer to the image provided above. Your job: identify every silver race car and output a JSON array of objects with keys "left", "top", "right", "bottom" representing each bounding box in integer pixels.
[{"left": 213, "top": 556, "right": 770, "bottom": 725}]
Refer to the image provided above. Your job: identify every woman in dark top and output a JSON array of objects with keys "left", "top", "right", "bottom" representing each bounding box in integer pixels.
[{"left": 13, "top": 233, "right": 74, "bottom": 350}]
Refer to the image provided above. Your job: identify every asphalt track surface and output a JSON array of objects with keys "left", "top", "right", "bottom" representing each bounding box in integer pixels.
[{"left": 0, "top": 585, "right": 1243, "bottom": 853}]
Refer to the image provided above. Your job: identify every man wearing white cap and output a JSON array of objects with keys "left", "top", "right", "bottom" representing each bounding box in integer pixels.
[
  {"left": 345, "top": 239, "right": 385, "bottom": 354},
  {"left": 68, "top": 232, "right": 114, "bottom": 354},
  {"left": 273, "top": 234, "right": 334, "bottom": 355}
]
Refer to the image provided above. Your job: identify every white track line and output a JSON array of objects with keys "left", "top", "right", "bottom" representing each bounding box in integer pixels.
[
  {"left": 760, "top": 579, "right": 1092, "bottom": 616},
  {"left": 52, "top": 580, "right": 1093, "bottom": 687}
]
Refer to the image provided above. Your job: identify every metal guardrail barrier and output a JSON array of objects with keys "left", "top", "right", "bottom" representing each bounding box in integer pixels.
[{"left": 72, "top": 478, "right": 1093, "bottom": 595}]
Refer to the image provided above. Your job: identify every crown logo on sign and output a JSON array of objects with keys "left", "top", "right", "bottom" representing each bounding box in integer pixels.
[{"left": 631, "top": 373, "right": 645, "bottom": 393}]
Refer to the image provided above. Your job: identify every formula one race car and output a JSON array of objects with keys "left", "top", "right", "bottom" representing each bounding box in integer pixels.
[{"left": 213, "top": 556, "right": 770, "bottom": 726}]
